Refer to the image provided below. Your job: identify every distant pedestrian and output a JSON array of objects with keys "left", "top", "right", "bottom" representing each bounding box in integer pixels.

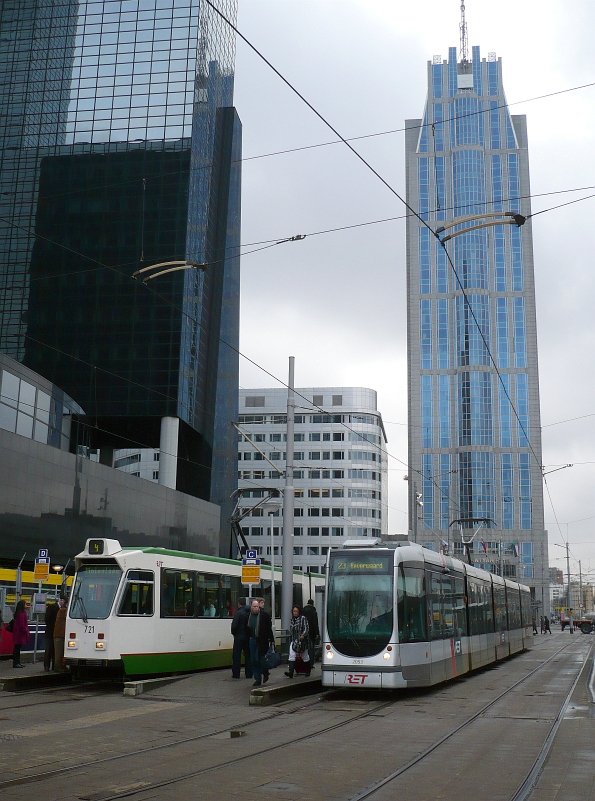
[
  {"left": 12, "top": 600, "right": 29, "bottom": 668},
  {"left": 532, "top": 618, "right": 538, "bottom": 635},
  {"left": 53, "top": 597, "right": 67, "bottom": 671},
  {"left": 44, "top": 600, "right": 59, "bottom": 671},
  {"left": 302, "top": 599, "right": 320, "bottom": 665},
  {"left": 230, "top": 597, "right": 252, "bottom": 680},
  {"left": 285, "top": 605, "right": 310, "bottom": 678},
  {"left": 540, "top": 616, "right": 545, "bottom": 633},
  {"left": 543, "top": 616, "right": 552, "bottom": 634},
  {"left": 247, "top": 599, "right": 274, "bottom": 687}
]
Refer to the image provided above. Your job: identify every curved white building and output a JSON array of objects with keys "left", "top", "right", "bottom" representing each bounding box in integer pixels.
[{"left": 237, "top": 387, "right": 388, "bottom": 573}]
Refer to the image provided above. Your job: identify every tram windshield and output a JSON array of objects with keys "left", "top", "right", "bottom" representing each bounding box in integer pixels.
[
  {"left": 70, "top": 562, "right": 123, "bottom": 620},
  {"left": 327, "top": 551, "right": 393, "bottom": 657}
]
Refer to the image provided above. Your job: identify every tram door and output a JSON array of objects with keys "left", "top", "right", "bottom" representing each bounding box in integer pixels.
[{"left": 428, "top": 571, "right": 468, "bottom": 682}]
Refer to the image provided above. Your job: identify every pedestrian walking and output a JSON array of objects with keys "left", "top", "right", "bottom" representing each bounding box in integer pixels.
[
  {"left": 230, "top": 597, "right": 252, "bottom": 679},
  {"left": 284, "top": 605, "right": 310, "bottom": 678},
  {"left": 302, "top": 598, "right": 320, "bottom": 665},
  {"left": 12, "top": 600, "right": 29, "bottom": 668},
  {"left": 543, "top": 615, "right": 552, "bottom": 634},
  {"left": 44, "top": 599, "right": 59, "bottom": 671},
  {"left": 247, "top": 598, "right": 274, "bottom": 687},
  {"left": 53, "top": 596, "right": 67, "bottom": 671}
]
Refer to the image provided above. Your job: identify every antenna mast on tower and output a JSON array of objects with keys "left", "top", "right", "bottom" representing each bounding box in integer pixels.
[{"left": 459, "top": 2, "right": 469, "bottom": 64}]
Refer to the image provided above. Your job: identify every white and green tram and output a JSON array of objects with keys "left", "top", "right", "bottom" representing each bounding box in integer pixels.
[{"left": 65, "top": 538, "right": 324, "bottom": 677}]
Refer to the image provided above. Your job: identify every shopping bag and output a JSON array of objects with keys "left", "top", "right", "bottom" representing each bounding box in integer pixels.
[{"left": 264, "top": 646, "right": 281, "bottom": 670}]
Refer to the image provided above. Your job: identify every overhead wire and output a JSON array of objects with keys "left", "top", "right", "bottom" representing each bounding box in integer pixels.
[
  {"left": 3, "top": 3, "right": 586, "bottom": 540},
  {"left": 205, "top": 0, "right": 554, "bottom": 535}
]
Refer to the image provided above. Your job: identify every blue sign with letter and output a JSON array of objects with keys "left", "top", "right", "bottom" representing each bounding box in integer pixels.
[{"left": 246, "top": 549, "right": 258, "bottom": 559}]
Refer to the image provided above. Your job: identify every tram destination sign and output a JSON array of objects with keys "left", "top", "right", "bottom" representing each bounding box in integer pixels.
[{"left": 331, "top": 553, "right": 392, "bottom": 574}]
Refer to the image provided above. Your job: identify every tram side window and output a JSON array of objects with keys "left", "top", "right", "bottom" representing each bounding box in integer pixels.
[
  {"left": 493, "top": 584, "right": 507, "bottom": 631},
  {"left": 397, "top": 567, "right": 427, "bottom": 642},
  {"left": 520, "top": 588, "right": 532, "bottom": 628},
  {"left": 161, "top": 569, "right": 194, "bottom": 617},
  {"left": 428, "top": 572, "right": 456, "bottom": 640},
  {"left": 118, "top": 570, "right": 154, "bottom": 615},
  {"left": 454, "top": 576, "right": 467, "bottom": 636},
  {"left": 468, "top": 578, "right": 492, "bottom": 635},
  {"left": 216, "top": 574, "right": 243, "bottom": 617},
  {"left": 505, "top": 586, "right": 521, "bottom": 629},
  {"left": 293, "top": 583, "right": 303, "bottom": 610},
  {"left": 195, "top": 572, "right": 221, "bottom": 617},
  {"left": 261, "top": 580, "right": 282, "bottom": 618}
]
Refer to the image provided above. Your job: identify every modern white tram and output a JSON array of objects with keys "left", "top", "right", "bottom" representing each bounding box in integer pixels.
[
  {"left": 65, "top": 538, "right": 324, "bottom": 677},
  {"left": 322, "top": 540, "right": 533, "bottom": 689}
]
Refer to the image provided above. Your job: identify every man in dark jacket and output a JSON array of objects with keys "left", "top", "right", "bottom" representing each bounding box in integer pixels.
[
  {"left": 247, "top": 598, "right": 274, "bottom": 687},
  {"left": 230, "top": 598, "right": 252, "bottom": 679},
  {"left": 302, "top": 599, "right": 320, "bottom": 665},
  {"left": 44, "top": 600, "right": 59, "bottom": 671}
]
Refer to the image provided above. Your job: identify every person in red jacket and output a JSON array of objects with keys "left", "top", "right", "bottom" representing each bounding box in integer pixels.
[{"left": 12, "top": 600, "right": 29, "bottom": 668}]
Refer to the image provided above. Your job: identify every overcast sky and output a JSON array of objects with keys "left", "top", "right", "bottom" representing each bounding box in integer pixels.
[{"left": 230, "top": 0, "right": 595, "bottom": 583}]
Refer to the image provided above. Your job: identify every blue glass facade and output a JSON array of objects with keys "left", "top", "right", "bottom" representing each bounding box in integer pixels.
[
  {"left": 406, "top": 47, "right": 547, "bottom": 602},
  {"left": 0, "top": 1, "right": 241, "bottom": 552}
]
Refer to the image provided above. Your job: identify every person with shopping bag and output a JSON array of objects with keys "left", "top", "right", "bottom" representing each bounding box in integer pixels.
[{"left": 284, "top": 605, "right": 310, "bottom": 678}]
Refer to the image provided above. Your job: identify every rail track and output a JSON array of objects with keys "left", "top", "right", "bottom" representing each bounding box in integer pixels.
[{"left": 0, "top": 639, "right": 591, "bottom": 801}]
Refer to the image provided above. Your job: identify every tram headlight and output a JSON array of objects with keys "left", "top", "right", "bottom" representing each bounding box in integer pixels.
[
  {"left": 383, "top": 645, "right": 393, "bottom": 661},
  {"left": 67, "top": 640, "right": 77, "bottom": 649},
  {"left": 95, "top": 641, "right": 105, "bottom": 650},
  {"left": 325, "top": 644, "right": 334, "bottom": 660}
]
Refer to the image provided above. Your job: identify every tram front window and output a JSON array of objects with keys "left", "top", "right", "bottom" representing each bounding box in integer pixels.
[
  {"left": 327, "top": 552, "right": 393, "bottom": 657},
  {"left": 70, "top": 563, "right": 122, "bottom": 620}
]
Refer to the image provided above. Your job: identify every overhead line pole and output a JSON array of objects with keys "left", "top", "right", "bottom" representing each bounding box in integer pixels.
[{"left": 282, "top": 357, "right": 295, "bottom": 633}]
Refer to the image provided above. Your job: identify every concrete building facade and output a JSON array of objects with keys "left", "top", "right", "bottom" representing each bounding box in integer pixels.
[{"left": 237, "top": 387, "right": 388, "bottom": 573}]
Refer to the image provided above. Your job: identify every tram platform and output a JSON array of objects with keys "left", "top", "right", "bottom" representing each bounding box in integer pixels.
[{"left": 0, "top": 651, "right": 322, "bottom": 702}]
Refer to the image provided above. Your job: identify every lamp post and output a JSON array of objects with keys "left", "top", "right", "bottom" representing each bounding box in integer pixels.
[
  {"left": 554, "top": 542, "right": 572, "bottom": 630},
  {"left": 51, "top": 565, "right": 64, "bottom": 599},
  {"left": 132, "top": 259, "right": 206, "bottom": 282},
  {"left": 404, "top": 476, "right": 423, "bottom": 543},
  {"left": 262, "top": 495, "right": 283, "bottom": 628}
]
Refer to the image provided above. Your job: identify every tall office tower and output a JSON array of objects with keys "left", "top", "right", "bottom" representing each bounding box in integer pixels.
[
  {"left": 237, "top": 388, "right": 388, "bottom": 574},
  {"left": 405, "top": 46, "right": 549, "bottom": 611},
  {"left": 0, "top": 1, "right": 241, "bottom": 552}
]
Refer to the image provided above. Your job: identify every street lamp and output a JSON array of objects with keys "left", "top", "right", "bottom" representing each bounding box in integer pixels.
[
  {"left": 436, "top": 211, "right": 526, "bottom": 243},
  {"left": 132, "top": 260, "right": 206, "bottom": 282},
  {"left": 262, "top": 494, "right": 283, "bottom": 627},
  {"left": 404, "top": 475, "right": 423, "bottom": 543},
  {"left": 51, "top": 564, "right": 63, "bottom": 599},
  {"left": 553, "top": 542, "right": 573, "bottom": 630}
]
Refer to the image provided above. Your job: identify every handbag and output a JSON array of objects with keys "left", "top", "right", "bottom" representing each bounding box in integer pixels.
[
  {"left": 6, "top": 618, "right": 14, "bottom": 633},
  {"left": 264, "top": 646, "right": 281, "bottom": 670},
  {"left": 293, "top": 639, "right": 307, "bottom": 654}
]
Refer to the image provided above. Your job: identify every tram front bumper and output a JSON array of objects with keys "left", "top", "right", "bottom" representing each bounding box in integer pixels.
[{"left": 321, "top": 665, "right": 407, "bottom": 689}]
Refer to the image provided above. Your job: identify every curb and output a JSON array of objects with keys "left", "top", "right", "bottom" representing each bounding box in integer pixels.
[
  {"left": 249, "top": 675, "right": 322, "bottom": 706},
  {"left": 123, "top": 674, "right": 191, "bottom": 697},
  {"left": 0, "top": 671, "right": 72, "bottom": 692}
]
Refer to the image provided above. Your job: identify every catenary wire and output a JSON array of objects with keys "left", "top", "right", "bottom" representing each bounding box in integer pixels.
[
  {"left": 4, "top": 7, "right": 579, "bottom": 537},
  {"left": 206, "top": 0, "right": 558, "bottom": 533}
]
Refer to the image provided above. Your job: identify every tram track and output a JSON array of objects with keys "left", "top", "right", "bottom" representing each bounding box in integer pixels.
[
  {"left": 345, "top": 639, "right": 592, "bottom": 801},
  {"left": 1, "top": 639, "right": 589, "bottom": 801},
  {"left": 0, "top": 700, "right": 397, "bottom": 801}
]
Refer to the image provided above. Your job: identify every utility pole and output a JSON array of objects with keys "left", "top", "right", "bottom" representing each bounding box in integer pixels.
[{"left": 281, "top": 357, "right": 295, "bottom": 632}]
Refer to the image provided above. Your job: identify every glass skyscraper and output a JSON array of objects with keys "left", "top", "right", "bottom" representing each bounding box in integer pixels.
[
  {"left": 405, "top": 46, "right": 548, "bottom": 611},
  {"left": 0, "top": 1, "right": 241, "bottom": 553}
]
